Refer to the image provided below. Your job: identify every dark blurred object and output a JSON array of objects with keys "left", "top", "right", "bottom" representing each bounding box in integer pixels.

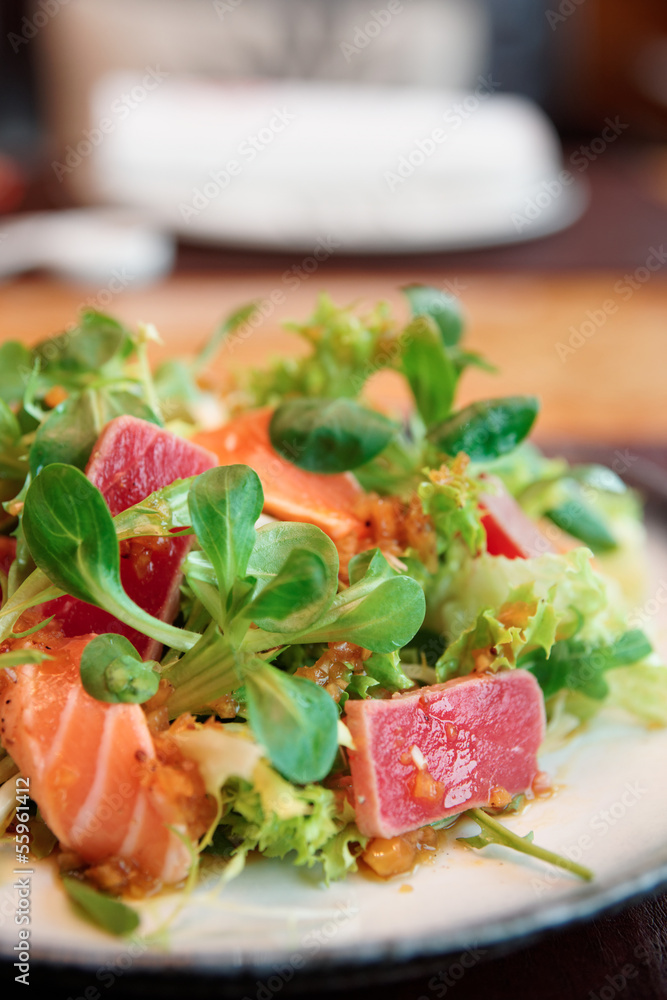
[
  {"left": 0, "top": 155, "right": 25, "bottom": 212},
  {"left": 546, "top": 0, "right": 667, "bottom": 140},
  {"left": 488, "top": 0, "right": 552, "bottom": 104},
  {"left": 0, "top": 0, "right": 40, "bottom": 162}
]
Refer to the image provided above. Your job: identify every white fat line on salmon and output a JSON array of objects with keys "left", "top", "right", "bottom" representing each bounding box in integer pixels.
[
  {"left": 17, "top": 667, "right": 36, "bottom": 751},
  {"left": 43, "top": 686, "right": 79, "bottom": 772},
  {"left": 118, "top": 791, "right": 147, "bottom": 858},
  {"left": 69, "top": 710, "right": 118, "bottom": 843}
]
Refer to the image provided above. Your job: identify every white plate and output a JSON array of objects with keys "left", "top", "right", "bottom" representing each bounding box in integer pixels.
[
  {"left": 1, "top": 515, "right": 666, "bottom": 977},
  {"left": 78, "top": 77, "right": 588, "bottom": 254}
]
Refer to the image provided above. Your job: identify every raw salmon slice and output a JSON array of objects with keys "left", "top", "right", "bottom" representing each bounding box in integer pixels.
[
  {"left": 193, "top": 407, "right": 364, "bottom": 541},
  {"left": 344, "top": 670, "right": 545, "bottom": 838},
  {"left": 0, "top": 633, "right": 213, "bottom": 883},
  {"left": 36, "top": 416, "right": 216, "bottom": 659}
]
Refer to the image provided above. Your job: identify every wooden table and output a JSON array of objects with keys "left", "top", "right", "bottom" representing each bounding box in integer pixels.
[{"left": 1, "top": 271, "right": 666, "bottom": 443}]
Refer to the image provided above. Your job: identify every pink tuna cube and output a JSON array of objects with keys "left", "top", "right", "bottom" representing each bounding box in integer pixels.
[{"left": 344, "top": 670, "right": 545, "bottom": 838}]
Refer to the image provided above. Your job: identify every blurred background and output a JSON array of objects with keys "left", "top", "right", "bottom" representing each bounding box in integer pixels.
[
  {"left": 0, "top": 0, "right": 666, "bottom": 446},
  {"left": 1, "top": 0, "right": 667, "bottom": 270}
]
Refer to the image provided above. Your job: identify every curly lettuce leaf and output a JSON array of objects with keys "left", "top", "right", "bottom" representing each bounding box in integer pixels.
[
  {"left": 431, "top": 544, "right": 617, "bottom": 650},
  {"left": 418, "top": 456, "right": 485, "bottom": 557},
  {"left": 247, "top": 294, "right": 396, "bottom": 405},
  {"left": 604, "top": 661, "right": 667, "bottom": 725},
  {"left": 219, "top": 768, "right": 362, "bottom": 881},
  {"left": 436, "top": 584, "right": 558, "bottom": 681}
]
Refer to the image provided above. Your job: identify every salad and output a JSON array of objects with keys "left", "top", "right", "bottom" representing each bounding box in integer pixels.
[{"left": 0, "top": 286, "right": 665, "bottom": 937}]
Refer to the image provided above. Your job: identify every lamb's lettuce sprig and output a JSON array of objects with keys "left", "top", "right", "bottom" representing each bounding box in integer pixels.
[
  {"left": 19, "top": 462, "right": 425, "bottom": 784},
  {"left": 253, "top": 288, "right": 537, "bottom": 490},
  {"left": 0, "top": 305, "right": 255, "bottom": 529}
]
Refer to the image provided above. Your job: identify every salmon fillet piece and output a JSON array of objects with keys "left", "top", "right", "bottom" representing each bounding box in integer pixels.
[
  {"left": 2, "top": 417, "right": 218, "bottom": 884},
  {"left": 193, "top": 407, "right": 364, "bottom": 541},
  {"left": 0, "top": 634, "right": 212, "bottom": 883}
]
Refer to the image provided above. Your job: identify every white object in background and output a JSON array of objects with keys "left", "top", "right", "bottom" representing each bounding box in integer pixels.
[
  {"left": 0, "top": 210, "right": 175, "bottom": 286},
  {"left": 82, "top": 77, "right": 586, "bottom": 253}
]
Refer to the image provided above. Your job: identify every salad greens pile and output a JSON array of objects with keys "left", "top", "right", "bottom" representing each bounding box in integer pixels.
[{"left": 1, "top": 287, "right": 666, "bottom": 934}]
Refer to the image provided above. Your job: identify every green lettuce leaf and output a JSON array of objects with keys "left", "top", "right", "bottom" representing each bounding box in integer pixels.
[
  {"left": 605, "top": 661, "right": 667, "bottom": 725},
  {"left": 436, "top": 583, "right": 558, "bottom": 681},
  {"left": 518, "top": 629, "right": 653, "bottom": 700},
  {"left": 431, "top": 545, "right": 616, "bottom": 651},
  {"left": 417, "top": 459, "right": 485, "bottom": 556},
  {"left": 219, "top": 771, "right": 362, "bottom": 880}
]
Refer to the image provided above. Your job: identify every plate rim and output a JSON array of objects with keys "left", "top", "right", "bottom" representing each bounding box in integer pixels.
[{"left": 3, "top": 845, "right": 667, "bottom": 976}]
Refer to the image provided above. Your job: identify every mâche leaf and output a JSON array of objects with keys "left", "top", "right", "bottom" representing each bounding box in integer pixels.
[
  {"left": 245, "top": 548, "right": 331, "bottom": 634},
  {"left": 545, "top": 491, "right": 617, "bottom": 552},
  {"left": 0, "top": 398, "right": 28, "bottom": 481},
  {"left": 0, "top": 341, "right": 32, "bottom": 406},
  {"left": 245, "top": 659, "right": 339, "bottom": 784},
  {"left": 188, "top": 465, "right": 263, "bottom": 620},
  {"left": 0, "top": 568, "right": 62, "bottom": 642},
  {"left": 163, "top": 623, "right": 240, "bottom": 718},
  {"left": 154, "top": 303, "right": 258, "bottom": 423},
  {"left": 244, "top": 549, "right": 425, "bottom": 655},
  {"left": 34, "top": 310, "right": 131, "bottom": 379},
  {"left": 403, "top": 285, "right": 464, "bottom": 347},
  {"left": 246, "top": 520, "right": 339, "bottom": 618},
  {"left": 461, "top": 809, "right": 593, "bottom": 881},
  {"left": 112, "top": 477, "right": 196, "bottom": 541},
  {"left": 62, "top": 877, "right": 140, "bottom": 936},
  {"left": 347, "top": 547, "right": 398, "bottom": 586},
  {"left": 429, "top": 396, "right": 539, "bottom": 462},
  {"left": 363, "top": 651, "right": 414, "bottom": 692},
  {"left": 79, "top": 633, "right": 160, "bottom": 704},
  {"left": 269, "top": 398, "right": 396, "bottom": 473},
  {"left": 191, "top": 303, "right": 258, "bottom": 374},
  {"left": 518, "top": 629, "right": 653, "bottom": 700},
  {"left": 22, "top": 464, "right": 199, "bottom": 652},
  {"left": 400, "top": 317, "right": 457, "bottom": 426}
]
